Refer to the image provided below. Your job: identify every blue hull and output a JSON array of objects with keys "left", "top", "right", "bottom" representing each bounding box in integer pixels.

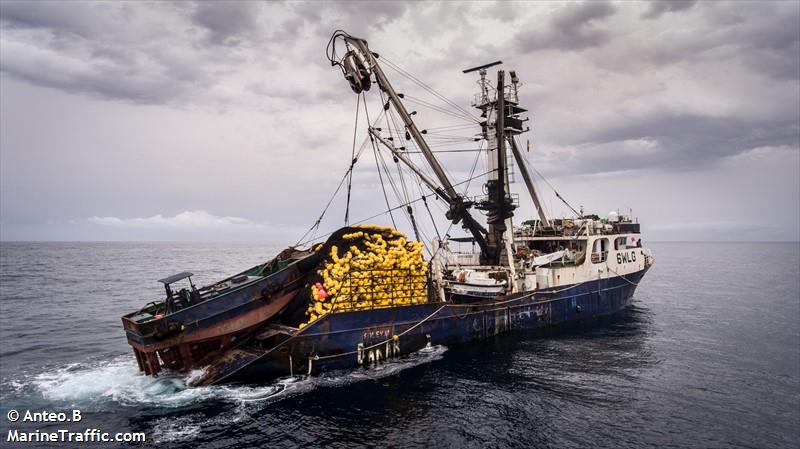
[{"left": 211, "top": 267, "right": 648, "bottom": 384}]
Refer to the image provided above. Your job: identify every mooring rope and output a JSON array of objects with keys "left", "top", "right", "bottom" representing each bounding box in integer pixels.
[{"left": 607, "top": 266, "right": 640, "bottom": 286}]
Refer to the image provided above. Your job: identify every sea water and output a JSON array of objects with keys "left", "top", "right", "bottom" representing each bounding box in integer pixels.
[{"left": 0, "top": 241, "right": 798, "bottom": 448}]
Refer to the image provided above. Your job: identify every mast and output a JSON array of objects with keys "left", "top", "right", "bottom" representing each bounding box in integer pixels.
[{"left": 469, "top": 67, "right": 521, "bottom": 266}]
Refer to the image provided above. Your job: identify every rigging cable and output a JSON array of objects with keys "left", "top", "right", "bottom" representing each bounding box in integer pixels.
[
  {"left": 384, "top": 99, "right": 421, "bottom": 241},
  {"left": 378, "top": 89, "right": 423, "bottom": 242},
  {"left": 429, "top": 137, "right": 485, "bottom": 261},
  {"left": 374, "top": 96, "right": 412, "bottom": 225},
  {"left": 523, "top": 143, "right": 581, "bottom": 218},
  {"left": 380, "top": 56, "right": 479, "bottom": 123},
  {"left": 364, "top": 94, "right": 397, "bottom": 229},
  {"left": 344, "top": 94, "right": 362, "bottom": 225},
  {"left": 296, "top": 169, "right": 493, "bottom": 247},
  {"left": 386, "top": 91, "right": 484, "bottom": 255},
  {"left": 403, "top": 95, "right": 476, "bottom": 122},
  {"left": 513, "top": 135, "right": 552, "bottom": 219},
  {"left": 425, "top": 123, "right": 477, "bottom": 132},
  {"left": 374, "top": 139, "right": 414, "bottom": 234},
  {"left": 294, "top": 109, "right": 386, "bottom": 247},
  {"left": 420, "top": 189, "right": 440, "bottom": 243}
]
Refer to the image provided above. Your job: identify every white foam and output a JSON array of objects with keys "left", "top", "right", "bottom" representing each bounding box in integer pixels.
[
  {"left": 18, "top": 345, "right": 448, "bottom": 409},
  {"left": 184, "top": 367, "right": 210, "bottom": 387},
  {"left": 29, "top": 356, "right": 221, "bottom": 408},
  {"left": 33, "top": 356, "right": 148, "bottom": 402},
  {"left": 1, "top": 345, "right": 449, "bottom": 444}
]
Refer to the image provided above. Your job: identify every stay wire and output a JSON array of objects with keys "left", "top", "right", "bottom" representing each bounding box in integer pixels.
[
  {"left": 374, "top": 141, "right": 425, "bottom": 245},
  {"left": 296, "top": 169, "right": 494, "bottom": 248},
  {"left": 522, "top": 141, "right": 581, "bottom": 218},
  {"left": 380, "top": 96, "right": 424, "bottom": 242},
  {"left": 344, "top": 94, "right": 361, "bottom": 225},
  {"left": 429, "top": 137, "right": 485, "bottom": 262},
  {"left": 294, "top": 109, "right": 386, "bottom": 247},
  {"left": 365, "top": 96, "right": 397, "bottom": 229},
  {"left": 403, "top": 95, "right": 475, "bottom": 123},
  {"left": 381, "top": 56, "right": 479, "bottom": 123},
  {"left": 382, "top": 59, "right": 476, "bottom": 124}
]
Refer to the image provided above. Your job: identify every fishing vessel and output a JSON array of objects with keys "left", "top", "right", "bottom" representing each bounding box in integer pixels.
[{"left": 121, "top": 31, "right": 653, "bottom": 385}]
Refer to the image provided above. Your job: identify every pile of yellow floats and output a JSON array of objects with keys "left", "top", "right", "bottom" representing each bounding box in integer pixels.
[{"left": 300, "top": 225, "right": 428, "bottom": 328}]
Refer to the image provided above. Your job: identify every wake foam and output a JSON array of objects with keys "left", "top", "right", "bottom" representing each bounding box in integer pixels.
[{"left": 13, "top": 345, "right": 448, "bottom": 409}]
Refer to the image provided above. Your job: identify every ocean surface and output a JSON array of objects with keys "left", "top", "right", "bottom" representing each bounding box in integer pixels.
[{"left": 0, "top": 241, "right": 798, "bottom": 448}]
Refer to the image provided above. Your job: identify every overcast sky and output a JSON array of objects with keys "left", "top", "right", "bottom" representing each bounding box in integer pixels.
[{"left": 1, "top": 1, "right": 798, "bottom": 243}]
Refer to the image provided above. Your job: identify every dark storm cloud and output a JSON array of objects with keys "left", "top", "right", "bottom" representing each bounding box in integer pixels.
[
  {"left": 0, "top": 1, "right": 109, "bottom": 38},
  {"left": 0, "top": 37, "right": 215, "bottom": 104},
  {"left": 0, "top": 57, "right": 192, "bottom": 104},
  {"left": 0, "top": 2, "right": 239, "bottom": 105},
  {"left": 561, "top": 114, "right": 800, "bottom": 175},
  {"left": 289, "top": 0, "right": 408, "bottom": 39},
  {"left": 337, "top": 1, "right": 408, "bottom": 28},
  {"left": 0, "top": 1, "right": 412, "bottom": 106},
  {"left": 516, "top": 1, "right": 617, "bottom": 52},
  {"left": 191, "top": 1, "right": 261, "bottom": 46},
  {"left": 514, "top": 0, "right": 800, "bottom": 176},
  {"left": 641, "top": 0, "right": 697, "bottom": 20},
  {"left": 724, "top": 2, "right": 800, "bottom": 81},
  {"left": 627, "top": 1, "right": 800, "bottom": 81},
  {"left": 292, "top": 0, "right": 407, "bottom": 26}
]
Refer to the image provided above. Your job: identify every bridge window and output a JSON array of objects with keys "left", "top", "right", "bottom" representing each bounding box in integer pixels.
[{"left": 614, "top": 237, "right": 627, "bottom": 250}]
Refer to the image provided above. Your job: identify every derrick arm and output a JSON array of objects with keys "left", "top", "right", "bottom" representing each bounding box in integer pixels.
[{"left": 332, "top": 33, "right": 491, "bottom": 258}]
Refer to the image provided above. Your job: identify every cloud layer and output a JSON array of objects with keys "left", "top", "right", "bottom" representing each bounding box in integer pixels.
[
  {"left": 88, "top": 210, "right": 265, "bottom": 230},
  {"left": 1, "top": 1, "right": 798, "bottom": 241}
]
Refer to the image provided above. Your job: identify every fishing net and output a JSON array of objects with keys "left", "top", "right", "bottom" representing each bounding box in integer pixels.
[{"left": 299, "top": 225, "right": 429, "bottom": 328}]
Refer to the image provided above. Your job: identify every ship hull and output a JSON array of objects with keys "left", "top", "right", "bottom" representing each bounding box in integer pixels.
[
  {"left": 208, "top": 267, "right": 648, "bottom": 385},
  {"left": 122, "top": 253, "right": 318, "bottom": 375}
]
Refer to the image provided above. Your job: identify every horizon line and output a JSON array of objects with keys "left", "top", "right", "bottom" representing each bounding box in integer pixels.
[{"left": 1, "top": 239, "right": 799, "bottom": 244}]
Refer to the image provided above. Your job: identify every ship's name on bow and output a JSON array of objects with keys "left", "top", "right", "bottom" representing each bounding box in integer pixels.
[{"left": 616, "top": 251, "right": 637, "bottom": 264}]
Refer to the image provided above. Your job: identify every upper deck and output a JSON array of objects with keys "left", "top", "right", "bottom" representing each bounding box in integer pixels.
[{"left": 514, "top": 215, "right": 640, "bottom": 242}]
